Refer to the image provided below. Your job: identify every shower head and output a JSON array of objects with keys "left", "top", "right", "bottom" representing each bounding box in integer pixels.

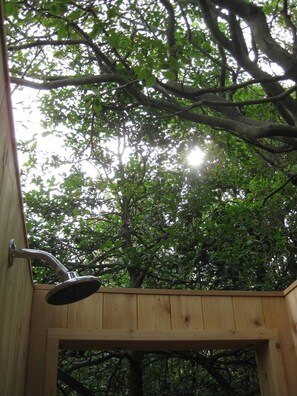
[
  {"left": 46, "top": 272, "right": 101, "bottom": 305},
  {"left": 8, "top": 239, "right": 101, "bottom": 305}
]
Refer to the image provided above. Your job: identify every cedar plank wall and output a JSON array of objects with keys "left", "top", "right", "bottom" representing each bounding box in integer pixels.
[
  {"left": 284, "top": 281, "right": 297, "bottom": 363},
  {"left": 0, "top": 6, "right": 33, "bottom": 396},
  {"left": 26, "top": 286, "right": 297, "bottom": 396}
]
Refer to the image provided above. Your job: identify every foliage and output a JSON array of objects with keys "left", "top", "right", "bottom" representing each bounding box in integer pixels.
[
  {"left": 6, "top": 0, "right": 297, "bottom": 394},
  {"left": 57, "top": 349, "right": 260, "bottom": 396},
  {"left": 5, "top": 0, "right": 297, "bottom": 159}
]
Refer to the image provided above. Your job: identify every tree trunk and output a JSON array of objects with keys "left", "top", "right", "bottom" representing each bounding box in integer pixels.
[{"left": 128, "top": 351, "right": 144, "bottom": 396}]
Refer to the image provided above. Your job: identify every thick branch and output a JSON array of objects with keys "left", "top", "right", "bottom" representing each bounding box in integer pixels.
[
  {"left": 160, "top": 0, "right": 176, "bottom": 51},
  {"left": 10, "top": 75, "right": 297, "bottom": 142},
  {"left": 160, "top": 75, "right": 290, "bottom": 97},
  {"left": 211, "top": 0, "right": 296, "bottom": 73},
  {"left": 198, "top": 0, "right": 297, "bottom": 120},
  {"left": 10, "top": 74, "right": 144, "bottom": 102}
]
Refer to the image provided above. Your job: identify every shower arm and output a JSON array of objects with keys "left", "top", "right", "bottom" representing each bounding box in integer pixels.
[
  {"left": 9, "top": 239, "right": 71, "bottom": 280},
  {"left": 8, "top": 239, "right": 101, "bottom": 305}
]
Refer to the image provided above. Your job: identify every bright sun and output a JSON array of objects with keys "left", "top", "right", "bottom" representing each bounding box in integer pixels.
[{"left": 187, "top": 146, "right": 205, "bottom": 167}]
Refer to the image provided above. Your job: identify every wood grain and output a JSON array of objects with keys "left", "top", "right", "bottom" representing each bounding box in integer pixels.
[
  {"left": 0, "top": 6, "right": 33, "bottom": 396},
  {"left": 25, "top": 286, "right": 297, "bottom": 395}
]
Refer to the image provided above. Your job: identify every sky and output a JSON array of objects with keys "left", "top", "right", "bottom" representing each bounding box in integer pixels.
[{"left": 11, "top": 86, "right": 206, "bottom": 179}]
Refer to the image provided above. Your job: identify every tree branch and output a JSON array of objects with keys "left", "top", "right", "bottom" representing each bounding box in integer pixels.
[
  {"left": 10, "top": 74, "right": 297, "bottom": 142},
  {"left": 57, "top": 370, "right": 94, "bottom": 396},
  {"left": 211, "top": 0, "right": 296, "bottom": 73},
  {"left": 263, "top": 174, "right": 297, "bottom": 205},
  {"left": 7, "top": 39, "right": 86, "bottom": 51},
  {"left": 160, "top": 0, "right": 176, "bottom": 51}
]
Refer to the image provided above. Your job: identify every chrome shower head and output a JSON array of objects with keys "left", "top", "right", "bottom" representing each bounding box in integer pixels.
[
  {"left": 9, "top": 240, "right": 101, "bottom": 305},
  {"left": 46, "top": 272, "right": 101, "bottom": 305}
]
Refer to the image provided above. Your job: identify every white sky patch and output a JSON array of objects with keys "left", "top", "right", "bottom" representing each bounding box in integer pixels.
[
  {"left": 11, "top": 87, "right": 135, "bottom": 182},
  {"left": 187, "top": 146, "right": 205, "bottom": 167},
  {"left": 11, "top": 87, "right": 100, "bottom": 180},
  {"left": 12, "top": 89, "right": 63, "bottom": 159}
]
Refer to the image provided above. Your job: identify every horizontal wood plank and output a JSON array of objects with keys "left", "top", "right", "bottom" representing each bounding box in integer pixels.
[
  {"left": 51, "top": 328, "right": 278, "bottom": 351},
  {"left": 34, "top": 284, "right": 285, "bottom": 297}
]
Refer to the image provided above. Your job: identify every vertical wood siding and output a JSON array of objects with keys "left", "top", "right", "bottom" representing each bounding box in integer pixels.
[
  {"left": 0, "top": 6, "right": 33, "bottom": 396},
  {"left": 26, "top": 286, "right": 297, "bottom": 396}
]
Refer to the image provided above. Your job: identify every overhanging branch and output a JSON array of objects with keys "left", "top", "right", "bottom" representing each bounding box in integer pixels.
[{"left": 10, "top": 75, "right": 297, "bottom": 142}]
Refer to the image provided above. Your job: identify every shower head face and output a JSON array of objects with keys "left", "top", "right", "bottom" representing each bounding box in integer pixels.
[{"left": 46, "top": 276, "right": 101, "bottom": 305}]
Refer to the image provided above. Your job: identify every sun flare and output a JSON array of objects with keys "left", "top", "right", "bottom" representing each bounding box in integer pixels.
[{"left": 187, "top": 146, "right": 205, "bottom": 167}]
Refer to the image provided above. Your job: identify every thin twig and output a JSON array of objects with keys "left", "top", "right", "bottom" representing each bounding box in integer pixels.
[{"left": 263, "top": 174, "right": 297, "bottom": 205}]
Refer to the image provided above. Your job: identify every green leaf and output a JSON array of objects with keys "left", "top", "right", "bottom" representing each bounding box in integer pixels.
[
  {"left": 68, "top": 10, "right": 84, "bottom": 20},
  {"left": 48, "top": 2, "right": 68, "bottom": 15},
  {"left": 4, "top": 1, "right": 19, "bottom": 18},
  {"left": 168, "top": 55, "right": 179, "bottom": 71},
  {"left": 107, "top": 7, "right": 117, "bottom": 19},
  {"left": 160, "top": 62, "right": 170, "bottom": 70},
  {"left": 93, "top": 97, "right": 102, "bottom": 114},
  {"left": 107, "top": 31, "right": 121, "bottom": 49},
  {"left": 90, "top": 21, "right": 104, "bottom": 38},
  {"left": 102, "top": 240, "right": 114, "bottom": 249},
  {"left": 57, "top": 24, "right": 68, "bottom": 40},
  {"left": 135, "top": 66, "right": 147, "bottom": 80},
  {"left": 163, "top": 70, "right": 176, "bottom": 80},
  {"left": 72, "top": 208, "right": 80, "bottom": 217},
  {"left": 40, "top": 18, "right": 59, "bottom": 28},
  {"left": 145, "top": 74, "right": 156, "bottom": 87}
]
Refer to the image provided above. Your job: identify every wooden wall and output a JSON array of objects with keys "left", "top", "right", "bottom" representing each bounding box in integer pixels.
[
  {"left": 284, "top": 281, "right": 297, "bottom": 361},
  {"left": 0, "top": 6, "right": 33, "bottom": 396},
  {"left": 26, "top": 285, "right": 297, "bottom": 396}
]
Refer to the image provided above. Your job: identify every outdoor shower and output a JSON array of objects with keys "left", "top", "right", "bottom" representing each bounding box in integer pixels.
[{"left": 8, "top": 239, "right": 101, "bottom": 305}]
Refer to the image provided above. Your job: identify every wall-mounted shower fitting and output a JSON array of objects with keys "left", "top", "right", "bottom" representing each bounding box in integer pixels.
[{"left": 8, "top": 239, "right": 101, "bottom": 305}]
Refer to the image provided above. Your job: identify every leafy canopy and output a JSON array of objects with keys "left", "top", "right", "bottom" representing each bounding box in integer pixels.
[
  {"left": 5, "top": 0, "right": 297, "bottom": 290},
  {"left": 5, "top": 0, "right": 297, "bottom": 160}
]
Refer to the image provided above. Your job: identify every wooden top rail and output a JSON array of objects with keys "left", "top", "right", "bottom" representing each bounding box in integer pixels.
[
  {"left": 34, "top": 284, "right": 285, "bottom": 297},
  {"left": 51, "top": 328, "right": 279, "bottom": 351}
]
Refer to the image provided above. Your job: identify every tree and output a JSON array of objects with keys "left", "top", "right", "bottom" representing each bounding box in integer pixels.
[
  {"left": 56, "top": 349, "right": 260, "bottom": 395},
  {"left": 5, "top": 0, "right": 297, "bottom": 394},
  {"left": 5, "top": 0, "right": 297, "bottom": 165}
]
